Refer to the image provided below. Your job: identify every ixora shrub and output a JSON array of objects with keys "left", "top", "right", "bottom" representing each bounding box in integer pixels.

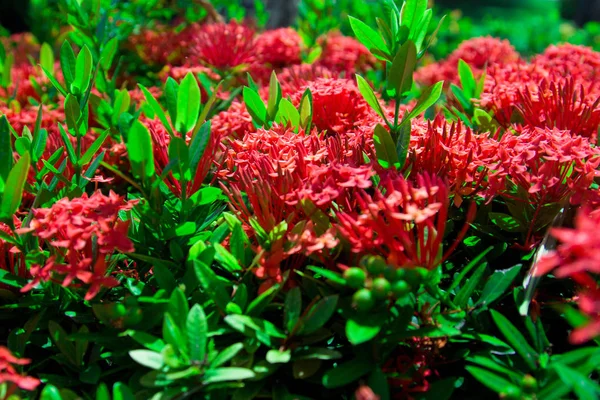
[{"left": 0, "top": 0, "right": 599, "bottom": 399}]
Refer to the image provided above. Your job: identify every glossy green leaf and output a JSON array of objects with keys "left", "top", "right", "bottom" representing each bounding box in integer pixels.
[
  {"left": 322, "top": 358, "right": 374, "bottom": 388},
  {"left": 127, "top": 120, "right": 155, "bottom": 181},
  {"left": 193, "top": 259, "right": 230, "bottom": 311},
  {"left": 285, "top": 286, "right": 301, "bottom": 333},
  {"left": 465, "top": 365, "right": 520, "bottom": 394},
  {"left": 165, "top": 77, "right": 178, "bottom": 125},
  {"left": 356, "top": 74, "right": 386, "bottom": 120},
  {"left": 476, "top": 264, "right": 522, "bottom": 308},
  {"left": 455, "top": 262, "right": 487, "bottom": 308},
  {"left": 176, "top": 72, "right": 201, "bottom": 134},
  {"left": 203, "top": 367, "right": 255, "bottom": 384},
  {"left": 100, "top": 37, "right": 119, "bottom": 71},
  {"left": 139, "top": 84, "right": 174, "bottom": 137},
  {"left": 458, "top": 59, "right": 476, "bottom": 99},
  {"left": 299, "top": 88, "right": 313, "bottom": 132},
  {"left": 0, "top": 152, "right": 30, "bottom": 222},
  {"left": 373, "top": 123, "right": 399, "bottom": 168},
  {"left": 0, "top": 116, "right": 13, "bottom": 194},
  {"left": 267, "top": 71, "right": 282, "bottom": 120},
  {"left": 79, "top": 129, "right": 109, "bottom": 166},
  {"left": 401, "top": 0, "right": 427, "bottom": 30},
  {"left": 490, "top": 310, "right": 538, "bottom": 370},
  {"left": 276, "top": 98, "right": 300, "bottom": 128},
  {"left": 243, "top": 87, "right": 267, "bottom": 126},
  {"left": 40, "top": 43, "right": 54, "bottom": 74},
  {"left": 163, "top": 313, "right": 187, "bottom": 354},
  {"left": 60, "top": 41, "right": 76, "bottom": 88},
  {"left": 112, "top": 382, "right": 135, "bottom": 400},
  {"left": 210, "top": 342, "right": 244, "bottom": 368},
  {"left": 387, "top": 40, "right": 417, "bottom": 97},
  {"left": 129, "top": 349, "right": 164, "bottom": 370},
  {"left": 73, "top": 46, "right": 93, "bottom": 94},
  {"left": 348, "top": 16, "right": 389, "bottom": 59},
  {"left": 406, "top": 81, "right": 444, "bottom": 121},
  {"left": 298, "top": 295, "right": 338, "bottom": 335}
]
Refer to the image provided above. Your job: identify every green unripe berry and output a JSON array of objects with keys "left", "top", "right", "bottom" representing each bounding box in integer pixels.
[
  {"left": 404, "top": 268, "right": 423, "bottom": 288},
  {"left": 344, "top": 267, "right": 366, "bottom": 289},
  {"left": 383, "top": 266, "right": 398, "bottom": 282},
  {"left": 353, "top": 289, "right": 375, "bottom": 312},
  {"left": 372, "top": 278, "right": 391, "bottom": 300},
  {"left": 361, "top": 255, "right": 386, "bottom": 276},
  {"left": 391, "top": 280, "right": 411, "bottom": 297},
  {"left": 521, "top": 375, "right": 537, "bottom": 393}
]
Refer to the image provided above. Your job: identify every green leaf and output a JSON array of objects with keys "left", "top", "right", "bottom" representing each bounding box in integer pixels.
[
  {"left": 465, "top": 365, "right": 520, "bottom": 394},
  {"left": 368, "top": 368, "right": 390, "bottom": 400},
  {"left": 276, "top": 98, "right": 300, "bottom": 128},
  {"left": 454, "top": 262, "right": 487, "bottom": 308},
  {"left": 266, "top": 349, "right": 291, "bottom": 364},
  {"left": 168, "top": 288, "right": 189, "bottom": 332},
  {"left": 168, "top": 136, "right": 190, "bottom": 181},
  {"left": 73, "top": 46, "right": 93, "bottom": 94},
  {"left": 243, "top": 87, "right": 267, "bottom": 126},
  {"left": 100, "top": 37, "right": 119, "bottom": 71},
  {"left": 356, "top": 74, "right": 386, "bottom": 121},
  {"left": 348, "top": 16, "right": 389, "bottom": 59},
  {"left": 193, "top": 259, "right": 230, "bottom": 311},
  {"left": 554, "top": 363, "right": 600, "bottom": 400},
  {"left": 214, "top": 243, "right": 242, "bottom": 272},
  {"left": 406, "top": 81, "right": 444, "bottom": 121},
  {"left": 394, "top": 120, "right": 412, "bottom": 170},
  {"left": 0, "top": 152, "right": 30, "bottom": 222},
  {"left": 203, "top": 367, "right": 255, "bottom": 384},
  {"left": 298, "top": 295, "right": 338, "bottom": 335},
  {"left": 401, "top": 0, "right": 427, "bottom": 31},
  {"left": 127, "top": 120, "right": 155, "bottom": 181},
  {"left": 458, "top": 59, "right": 476, "bottom": 99},
  {"left": 476, "top": 264, "right": 522, "bottom": 308},
  {"left": 112, "top": 382, "right": 135, "bottom": 400},
  {"left": 129, "top": 349, "right": 164, "bottom": 370},
  {"left": 210, "top": 342, "right": 244, "bottom": 368},
  {"left": 0, "top": 269, "right": 27, "bottom": 288},
  {"left": 165, "top": 77, "right": 179, "bottom": 125},
  {"left": 490, "top": 310, "right": 538, "bottom": 370},
  {"left": 41, "top": 65, "right": 67, "bottom": 96},
  {"left": 346, "top": 315, "right": 382, "bottom": 345},
  {"left": 284, "top": 287, "right": 302, "bottom": 333},
  {"left": 122, "top": 330, "right": 165, "bottom": 352},
  {"left": 139, "top": 84, "right": 174, "bottom": 137},
  {"left": 299, "top": 88, "right": 313, "bottom": 132},
  {"left": 64, "top": 94, "right": 81, "bottom": 135},
  {"left": 153, "top": 264, "right": 176, "bottom": 293},
  {"left": 373, "top": 123, "right": 399, "bottom": 169},
  {"left": 489, "top": 212, "right": 525, "bottom": 233},
  {"left": 58, "top": 124, "right": 77, "bottom": 164},
  {"left": 40, "top": 385, "right": 63, "bottom": 400},
  {"left": 246, "top": 283, "right": 280, "bottom": 317},
  {"left": 267, "top": 71, "right": 282, "bottom": 121},
  {"left": 322, "top": 358, "right": 374, "bottom": 388},
  {"left": 188, "top": 120, "right": 211, "bottom": 177},
  {"left": 79, "top": 129, "right": 109, "bottom": 166},
  {"left": 0, "top": 116, "right": 13, "bottom": 194},
  {"left": 48, "top": 320, "right": 77, "bottom": 366},
  {"left": 224, "top": 315, "right": 285, "bottom": 347},
  {"left": 387, "top": 40, "right": 417, "bottom": 97},
  {"left": 187, "top": 304, "right": 208, "bottom": 363},
  {"left": 176, "top": 72, "right": 201, "bottom": 134},
  {"left": 163, "top": 313, "right": 187, "bottom": 354},
  {"left": 40, "top": 43, "right": 54, "bottom": 74},
  {"left": 60, "top": 41, "right": 77, "bottom": 89},
  {"left": 307, "top": 265, "right": 346, "bottom": 285}
]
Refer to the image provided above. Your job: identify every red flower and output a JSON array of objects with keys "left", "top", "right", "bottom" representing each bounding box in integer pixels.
[
  {"left": 416, "top": 37, "right": 519, "bottom": 86},
  {"left": 0, "top": 346, "right": 40, "bottom": 393},
  {"left": 316, "top": 31, "right": 378, "bottom": 75},
  {"left": 516, "top": 78, "right": 600, "bottom": 141},
  {"left": 408, "top": 116, "right": 501, "bottom": 205},
  {"left": 493, "top": 126, "right": 600, "bottom": 208},
  {"left": 255, "top": 28, "right": 303, "bottom": 70},
  {"left": 336, "top": 172, "right": 468, "bottom": 270},
  {"left": 20, "top": 191, "right": 137, "bottom": 300},
  {"left": 192, "top": 21, "right": 256, "bottom": 71},
  {"left": 536, "top": 208, "right": 600, "bottom": 344},
  {"left": 532, "top": 43, "right": 600, "bottom": 83}
]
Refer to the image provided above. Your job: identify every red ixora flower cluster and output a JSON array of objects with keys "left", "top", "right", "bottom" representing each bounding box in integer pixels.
[
  {"left": 536, "top": 205, "right": 600, "bottom": 344},
  {"left": 0, "top": 346, "right": 40, "bottom": 393},
  {"left": 336, "top": 172, "right": 473, "bottom": 270},
  {"left": 20, "top": 191, "right": 137, "bottom": 300}
]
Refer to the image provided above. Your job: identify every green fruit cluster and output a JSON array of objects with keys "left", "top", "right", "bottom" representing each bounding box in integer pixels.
[{"left": 343, "top": 255, "right": 429, "bottom": 312}]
